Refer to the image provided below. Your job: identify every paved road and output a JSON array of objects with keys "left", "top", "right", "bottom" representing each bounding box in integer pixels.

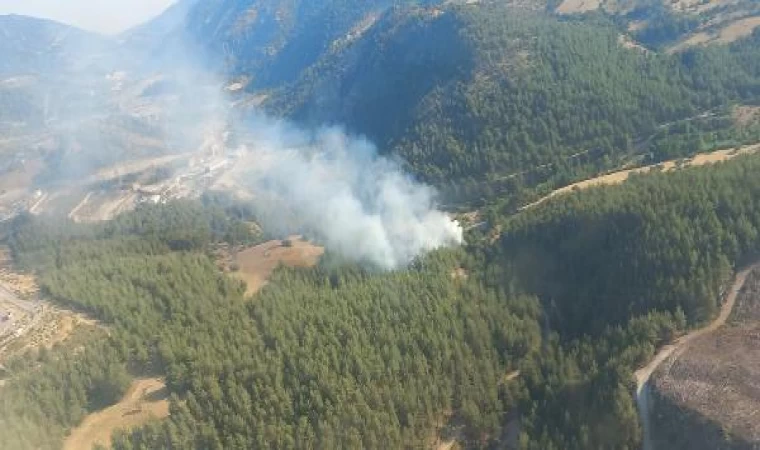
[{"left": 634, "top": 262, "right": 760, "bottom": 450}]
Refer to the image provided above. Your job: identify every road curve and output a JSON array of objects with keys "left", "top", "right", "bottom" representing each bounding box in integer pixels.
[{"left": 634, "top": 262, "right": 760, "bottom": 450}]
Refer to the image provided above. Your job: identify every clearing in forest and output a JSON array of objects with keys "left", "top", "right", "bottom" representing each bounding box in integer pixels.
[
  {"left": 233, "top": 237, "right": 324, "bottom": 296},
  {"left": 734, "top": 105, "right": 760, "bottom": 127},
  {"left": 555, "top": 0, "right": 601, "bottom": 14},
  {"left": 63, "top": 378, "right": 170, "bottom": 450},
  {"left": 669, "top": 15, "right": 760, "bottom": 53}
]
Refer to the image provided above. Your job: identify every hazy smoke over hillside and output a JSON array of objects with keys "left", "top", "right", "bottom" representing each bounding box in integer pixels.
[
  {"left": 240, "top": 117, "right": 464, "bottom": 269},
  {"left": 16, "top": 4, "right": 464, "bottom": 269},
  {"left": 169, "top": 63, "right": 463, "bottom": 269}
]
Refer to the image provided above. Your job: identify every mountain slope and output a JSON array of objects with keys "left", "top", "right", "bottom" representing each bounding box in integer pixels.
[
  {"left": 553, "top": 0, "right": 760, "bottom": 51},
  {"left": 0, "top": 15, "right": 114, "bottom": 76},
  {"left": 247, "top": 2, "right": 760, "bottom": 203},
  {"left": 182, "top": 0, "right": 416, "bottom": 85}
]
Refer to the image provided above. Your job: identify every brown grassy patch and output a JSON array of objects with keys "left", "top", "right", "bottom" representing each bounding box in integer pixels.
[
  {"left": 63, "top": 378, "right": 170, "bottom": 450},
  {"left": 0, "top": 158, "right": 43, "bottom": 193},
  {"left": 233, "top": 237, "right": 324, "bottom": 296},
  {"left": 734, "top": 105, "right": 760, "bottom": 127},
  {"left": 71, "top": 191, "right": 138, "bottom": 223},
  {"left": 669, "top": 14, "right": 760, "bottom": 53},
  {"left": 555, "top": 0, "right": 601, "bottom": 14},
  {"left": 715, "top": 15, "right": 760, "bottom": 43},
  {"left": 670, "top": 0, "right": 736, "bottom": 14}
]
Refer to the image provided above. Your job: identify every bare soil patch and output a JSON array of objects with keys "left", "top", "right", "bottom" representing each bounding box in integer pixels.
[
  {"left": 0, "top": 245, "right": 99, "bottom": 362},
  {"left": 669, "top": 14, "right": 760, "bottom": 53},
  {"left": 556, "top": 0, "right": 601, "bottom": 14},
  {"left": 233, "top": 237, "right": 324, "bottom": 296},
  {"left": 670, "top": 0, "right": 737, "bottom": 14},
  {"left": 715, "top": 15, "right": 760, "bottom": 43},
  {"left": 63, "top": 378, "right": 170, "bottom": 450},
  {"left": 0, "top": 158, "right": 43, "bottom": 193},
  {"left": 668, "top": 32, "right": 712, "bottom": 54},
  {"left": 71, "top": 191, "right": 138, "bottom": 223},
  {"left": 618, "top": 34, "right": 649, "bottom": 53},
  {"left": 734, "top": 105, "right": 760, "bottom": 127},
  {"left": 644, "top": 264, "right": 760, "bottom": 448}
]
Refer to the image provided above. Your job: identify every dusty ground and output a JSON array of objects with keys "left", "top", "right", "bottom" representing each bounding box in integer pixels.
[
  {"left": 63, "top": 378, "right": 170, "bottom": 450},
  {"left": 669, "top": 13, "right": 760, "bottom": 53},
  {"left": 70, "top": 190, "right": 139, "bottom": 223},
  {"left": 618, "top": 34, "right": 649, "bottom": 53},
  {"left": 523, "top": 143, "right": 760, "bottom": 210},
  {"left": 31, "top": 188, "right": 90, "bottom": 217},
  {"left": 559, "top": 0, "right": 745, "bottom": 15},
  {"left": 715, "top": 15, "right": 760, "bottom": 43},
  {"left": 83, "top": 154, "right": 189, "bottom": 185},
  {"left": 650, "top": 267, "right": 760, "bottom": 445},
  {"left": 0, "top": 158, "right": 43, "bottom": 193},
  {"left": 231, "top": 237, "right": 324, "bottom": 296},
  {"left": 734, "top": 105, "right": 760, "bottom": 127},
  {"left": 0, "top": 246, "right": 98, "bottom": 362},
  {"left": 555, "top": 0, "right": 601, "bottom": 14}
]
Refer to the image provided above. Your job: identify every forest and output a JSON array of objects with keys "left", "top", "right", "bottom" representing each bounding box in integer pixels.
[
  {"left": 263, "top": 3, "right": 760, "bottom": 205},
  {"left": 3, "top": 153, "right": 760, "bottom": 449},
  {"left": 3, "top": 1, "right": 760, "bottom": 449}
]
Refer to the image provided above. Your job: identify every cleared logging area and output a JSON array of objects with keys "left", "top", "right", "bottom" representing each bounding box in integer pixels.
[{"left": 650, "top": 268, "right": 760, "bottom": 449}]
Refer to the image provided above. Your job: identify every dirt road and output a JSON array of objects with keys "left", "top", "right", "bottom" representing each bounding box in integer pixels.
[
  {"left": 634, "top": 262, "right": 760, "bottom": 450},
  {"left": 522, "top": 144, "right": 760, "bottom": 211}
]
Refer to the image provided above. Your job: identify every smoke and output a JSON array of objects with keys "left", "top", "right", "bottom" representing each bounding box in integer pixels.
[
  {"left": 238, "top": 117, "right": 464, "bottom": 269},
  {"left": 1, "top": 3, "right": 464, "bottom": 269}
]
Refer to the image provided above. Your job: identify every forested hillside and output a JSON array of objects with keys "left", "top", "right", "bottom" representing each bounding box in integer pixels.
[
  {"left": 212, "top": 0, "right": 760, "bottom": 203},
  {"left": 181, "top": 0, "right": 442, "bottom": 86},
  {"left": 4, "top": 1, "right": 760, "bottom": 449},
  {"left": 6, "top": 154, "right": 760, "bottom": 449},
  {"left": 1, "top": 200, "right": 543, "bottom": 449},
  {"left": 484, "top": 154, "right": 760, "bottom": 449},
  {"left": 495, "top": 154, "right": 760, "bottom": 336}
]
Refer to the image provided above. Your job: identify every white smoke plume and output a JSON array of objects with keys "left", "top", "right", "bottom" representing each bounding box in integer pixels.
[
  {"left": 1, "top": 5, "right": 464, "bottom": 269},
  {"left": 238, "top": 117, "right": 464, "bottom": 269}
]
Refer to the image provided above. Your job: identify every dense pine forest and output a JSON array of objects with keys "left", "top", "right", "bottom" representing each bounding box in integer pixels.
[
  {"left": 3, "top": 153, "right": 760, "bottom": 448},
  {"left": 261, "top": 4, "right": 760, "bottom": 204}
]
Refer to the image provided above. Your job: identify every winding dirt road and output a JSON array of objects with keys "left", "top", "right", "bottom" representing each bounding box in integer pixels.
[{"left": 634, "top": 262, "right": 760, "bottom": 450}]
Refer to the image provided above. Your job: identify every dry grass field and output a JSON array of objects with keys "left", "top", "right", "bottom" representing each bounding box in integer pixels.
[
  {"left": 233, "top": 237, "right": 324, "bottom": 296},
  {"left": 63, "top": 378, "right": 170, "bottom": 450}
]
